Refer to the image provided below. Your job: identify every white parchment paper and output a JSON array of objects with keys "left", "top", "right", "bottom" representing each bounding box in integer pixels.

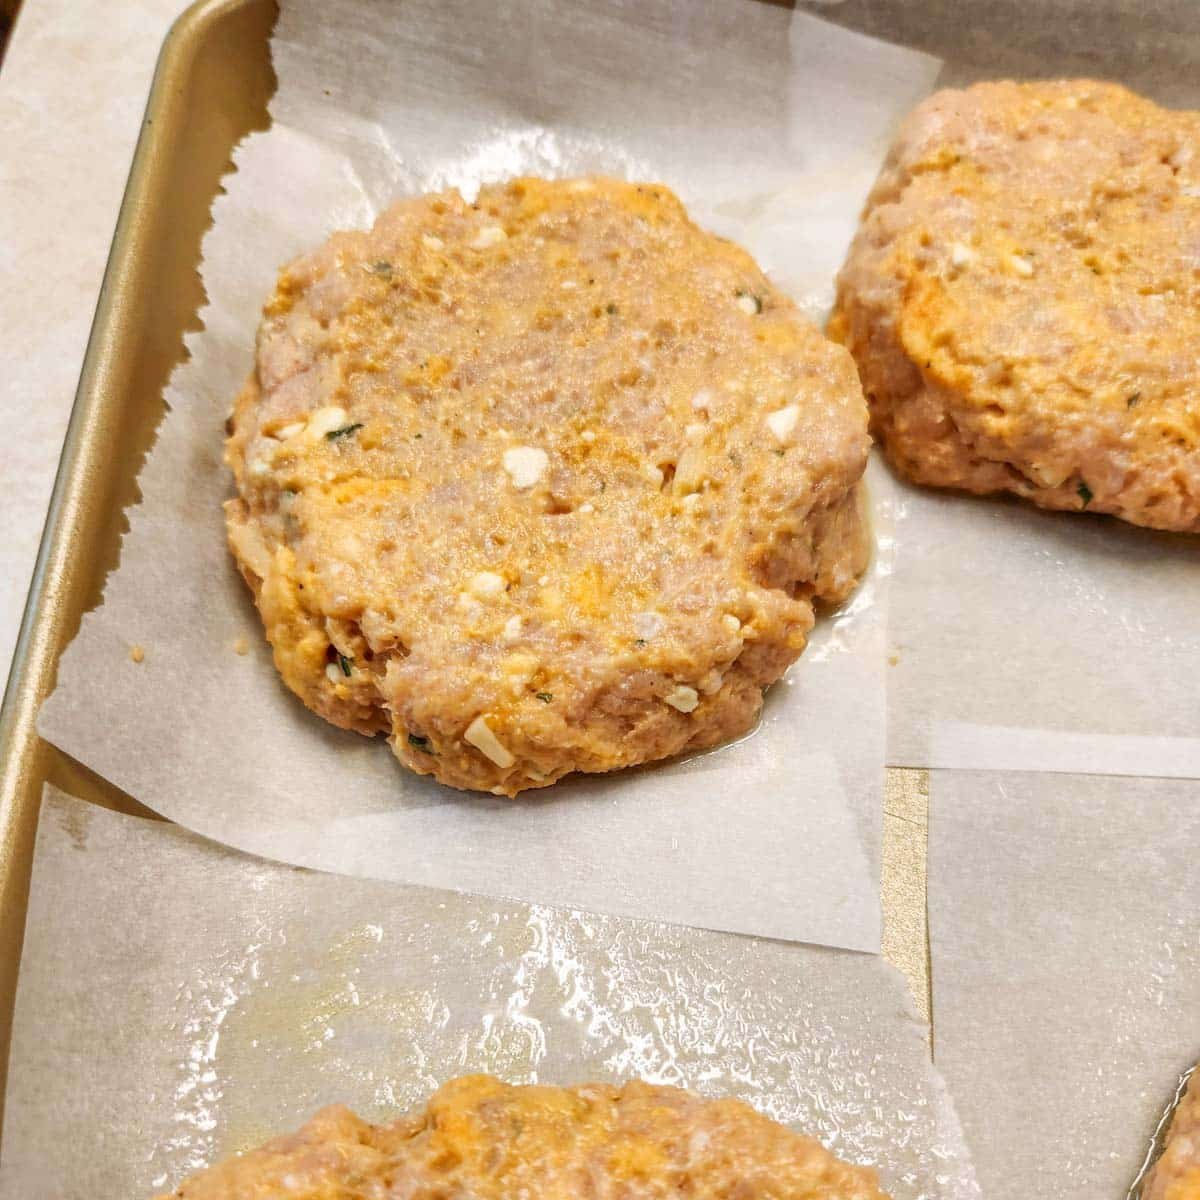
[
  {"left": 928, "top": 768, "right": 1200, "bottom": 1200},
  {"left": 38, "top": 0, "right": 940, "bottom": 950},
  {"left": 888, "top": 485, "right": 1200, "bottom": 777},
  {"left": 0, "top": 789, "right": 977, "bottom": 1200}
]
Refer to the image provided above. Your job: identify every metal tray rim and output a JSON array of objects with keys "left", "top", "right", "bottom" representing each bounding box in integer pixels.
[{"left": 0, "top": 0, "right": 280, "bottom": 1138}]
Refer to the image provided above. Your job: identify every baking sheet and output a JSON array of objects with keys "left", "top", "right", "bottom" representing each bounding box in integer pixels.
[
  {"left": 928, "top": 768, "right": 1200, "bottom": 1200},
  {"left": 38, "top": 0, "right": 941, "bottom": 950},
  {"left": 0, "top": 788, "right": 978, "bottom": 1200},
  {"left": 887, "top": 485, "right": 1200, "bottom": 777}
]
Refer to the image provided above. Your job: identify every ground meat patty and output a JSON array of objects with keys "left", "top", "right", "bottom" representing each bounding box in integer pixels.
[
  {"left": 226, "top": 177, "right": 869, "bottom": 795},
  {"left": 1144, "top": 1071, "right": 1200, "bottom": 1200},
  {"left": 830, "top": 80, "right": 1200, "bottom": 532},
  {"left": 155, "top": 1075, "right": 890, "bottom": 1200}
]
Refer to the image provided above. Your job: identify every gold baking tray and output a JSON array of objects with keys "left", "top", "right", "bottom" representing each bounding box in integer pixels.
[{"left": 0, "top": 0, "right": 927, "bottom": 1141}]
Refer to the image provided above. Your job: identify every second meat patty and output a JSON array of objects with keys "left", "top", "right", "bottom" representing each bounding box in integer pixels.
[{"left": 832, "top": 80, "right": 1200, "bottom": 532}]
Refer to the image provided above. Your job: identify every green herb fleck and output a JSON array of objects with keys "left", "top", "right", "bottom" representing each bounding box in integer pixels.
[
  {"left": 635, "top": 638, "right": 647, "bottom": 647},
  {"left": 407, "top": 732, "right": 434, "bottom": 752},
  {"left": 605, "top": 303, "right": 617, "bottom": 315},
  {"left": 366, "top": 260, "right": 393, "bottom": 277},
  {"left": 414, "top": 432, "right": 424, "bottom": 439},
  {"left": 774, "top": 448, "right": 786, "bottom": 457},
  {"left": 536, "top": 692, "right": 554, "bottom": 703},
  {"left": 337, "top": 652, "right": 353, "bottom": 677},
  {"left": 1127, "top": 392, "right": 1141, "bottom": 409},
  {"left": 326, "top": 423, "right": 364, "bottom": 442},
  {"left": 1078, "top": 481, "right": 1094, "bottom": 507}
]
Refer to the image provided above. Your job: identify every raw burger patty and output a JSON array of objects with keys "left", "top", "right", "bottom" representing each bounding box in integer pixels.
[
  {"left": 1144, "top": 1071, "right": 1200, "bottom": 1200},
  {"left": 226, "top": 177, "right": 870, "bottom": 795},
  {"left": 831, "top": 80, "right": 1200, "bottom": 531},
  {"left": 155, "top": 1075, "right": 890, "bottom": 1200}
]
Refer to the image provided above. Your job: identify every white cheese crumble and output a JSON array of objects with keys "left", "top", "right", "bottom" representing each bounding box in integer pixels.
[
  {"left": 502, "top": 445, "right": 548, "bottom": 489},
  {"left": 306, "top": 406, "right": 349, "bottom": 439},
  {"left": 468, "top": 571, "right": 505, "bottom": 599},
  {"left": 673, "top": 446, "right": 706, "bottom": 494},
  {"left": 325, "top": 661, "right": 348, "bottom": 684},
  {"left": 422, "top": 234, "right": 444, "bottom": 251},
  {"left": 950, "top": 242, "right": 974, "bottom": 268},
  {"left": 501, "top": 653, "right": 537, "bottom": 684},
  {"left": 227, "top": 522, "right": 272, "bottom": 578},
  {"left": 560, "top": 280, "right": 578, "bottom": 290},
  {"left": 471, "top": 225, "right": 508, "bottom": 249},
  {"left": 456, "top": 593, "right": 484, "bottom": 620},
  {"left": 644, "top": 463, "right": 665, "bottom": 488},
  {"left": 580, "top": 429, "right": 597, "bottom": 444},
  {"left": 578, "top": 502, "right": 595, "bottom": 514},
  {"left": 736, "top": 294, "right": 759, "bottom": 315},
  {"left": 766, "top": 404, "right": 801, "bottom": 443},
  {"left": 275, "top": 421, "right": 305, "bottom": 441},
  {"left": 664, "top": 685, "right": 700, "bottom": 713},
  {"left": 465, "top": 715, "right": 515, "bottom": 768},
  {"left": 1027, "top": 461, "right": 1070, "bottom": 488},
  {"left": 722, "top": 613, "right": 742, "bottom": 634},
  {"left": 502, "top": 615, "right": 523, "bottom": 641},
  {"left": 681, "top": 493, "right": 701, "bottom": 510},
  {"left": 633, "top": 611, "right": 665, "bottom": 640},
  {"left": 691, "top": 389, "right": 712, "bottom": 411},
  {"left": 248, "top": 457, "right": 272, "bottom": 478},
  {"left": 1009, "top": 254, "right": 1035, "bottom": 277}
]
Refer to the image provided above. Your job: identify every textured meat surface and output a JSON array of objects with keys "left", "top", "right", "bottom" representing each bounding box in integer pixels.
[
  {"left": 226, "top": 177, "right": 869, "bottom": 795},
  {"left": 1145, "top": 1072, "right": 1200, "bottom": 1200},
  {"left": 155, "top": 1075, "right": 890, "bottom": 1200},
  {"left": 831, "top": 80, "right": 1200, "bottom": 531}
]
